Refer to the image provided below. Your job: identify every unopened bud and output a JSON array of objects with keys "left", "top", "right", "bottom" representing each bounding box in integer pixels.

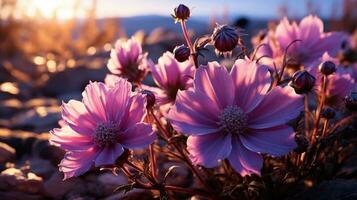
[
  {"left": 172, "top": 4, "right": 190, "bottom": 22},
  {"left": 319, "top": 61, "right": 336, "bottom": 76},
  {"left": 173, "top": 45, "right": 190, "bottom": 62},
  {"left": 290, "top": 70, "right": 316, "bottom": 94},
  {"left": 212, "top": 24, "right": 239, "bottom": 53}
]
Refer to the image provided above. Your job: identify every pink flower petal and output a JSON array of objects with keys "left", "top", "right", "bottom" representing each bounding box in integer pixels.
[
  {"left": 104, "top": 74, "right": 122, "bottom": 88},
  {"left": 120, "top": 94, "right": 147, "bottom": 130},
  {"left": 167, "top": 90, "right": 221, "bottom": 135},
  {"left": 231, "top": 58, "right": 271, "bottom": 112},
  {"left": 298, "top": 15, "right": 323, "bottom": 45},
  {"left": 95, "top": 144, "right": 124, "bottom": 167},
  {"left": 194, "top": 62, "right": 234, "bottom": 109},
  {"left": 248, "top": 86, "right": 303, "bottom": 129},
  {"left": 107, "top": 49, "right": 122, "bottom": 74},
  {"left": 59, "top": 148, "right": 98, "bottom": 180},
  {"left": 61, "top": 100, "right": 96, "bottom": 136},
  {"left": 239, "top": 125, "right": 296, "bottom": 156},
  {"left": 50, "top": 126, "right": 93, "bottom": 151},
  {"left": 187, "top": 132, "right": 232, "bottom": 168},
  {"left": 275, "top": 17, "right": 299, "bottom": 50},
  {"left": 155, "top": 52, "right": 181, "bottom": 87},
  {"left": 228, "top": 137, "right": 263, "bottom": 176},
  {"left": 316, "top": 32, "right": 347, "bottom": 57},
  {"left": 119, "top": 123, "right": 155, "bottom": 149},
  {"left": 106, "top": 78, "right": 132, "bottom": 122},
  {"left": 141, "top": 85, "right": 171, "bottom": 106},
  {"left": 82, "top": 82, "right": 109, "bottom": 122}
]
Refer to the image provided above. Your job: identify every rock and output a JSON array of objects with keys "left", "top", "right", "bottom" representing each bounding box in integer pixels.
[
  {"left": 9, "top": 106, "right": 60, "bottom": 132},
  {"left": 0, "top": 128, "right": 49, "bottom": 157},
  {"left": 0, "top": 142, "right": 15, "bottom": 164},
  {"left": 38, "top": 144, "right": 65, "bottom": 166},
  {"left": 97, "top": 172, "right": 127, "bottom": 196},
  {"left": 24, "top": 98, "right": 59, "bottom": 108},
  {"left": 290, "top": 179, "right": 357, "bottom": 200},
  {"left": 0, "top": 191, "right": 42, "bottom": 200},
  {"left": 42, "top": 66, "right": 107, "bottom": 97},
  {"left": 0, "top": 167, "right": 43, "bottom": 194},
  {"left": 25, "top": 156, "right": 56, "bottom": 179},
  {"left": 0, "top": 98, "right": 22, "bottom": 119},
  {"left": 43, "top": 171, "right": 83, "bottom": 199}
]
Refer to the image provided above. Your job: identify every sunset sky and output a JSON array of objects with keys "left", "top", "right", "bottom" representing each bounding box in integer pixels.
[{"left": 20, "top": 0, "right": 342, "bottom": 20}]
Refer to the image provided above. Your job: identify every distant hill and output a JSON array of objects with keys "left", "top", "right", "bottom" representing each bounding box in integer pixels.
[{"left": 97, "top": 15, "right": 210, "bottom": 36}]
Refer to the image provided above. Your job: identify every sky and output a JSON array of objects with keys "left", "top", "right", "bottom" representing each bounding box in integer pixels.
[{"left": 19, "top": 0, "right": 342, "bottom": 20}]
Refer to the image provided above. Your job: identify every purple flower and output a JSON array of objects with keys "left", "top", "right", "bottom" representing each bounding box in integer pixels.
[
  {"left": 107, "top": 37, "right": 152, "bottom": 83},
  {"left": 256, "top": 15, "right": 346, "bottom": 69},
  {"left": 144, "top": 51, "right": 194, "bottom": 106},
  {"left": 167, "top": 58, "right": 303, "bottom": 176},
  {"left": 50, "top": 79, "right": 155, "bottom": 179}
]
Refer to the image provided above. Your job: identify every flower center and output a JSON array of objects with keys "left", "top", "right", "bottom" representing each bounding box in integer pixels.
[
  {"left": 93, "top": 121, "right": 119, "bottom": 147},
  {"left": 219, "top": 105, "right": 248, "bottom": 135}
]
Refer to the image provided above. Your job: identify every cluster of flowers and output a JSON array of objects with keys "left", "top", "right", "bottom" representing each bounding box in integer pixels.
[{"left": 50, "top": 3, "right": 357, "bottom": 197}]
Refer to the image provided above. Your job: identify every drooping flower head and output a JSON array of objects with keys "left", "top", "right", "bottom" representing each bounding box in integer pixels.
[
  {"left": 144, "top": 51, "right": 194, "bottom": 106},
  {"left": 167, "top": 58, "right": 303, "bottom": 175},
  {"left": 256, "top": 15, "right": 347, "bottom": 71},
  {"left": 50, "top": 79, "right": 155, "bottom": 179},
  {"left": 107, "top": 37, "right": 152, "bottom": 83}
]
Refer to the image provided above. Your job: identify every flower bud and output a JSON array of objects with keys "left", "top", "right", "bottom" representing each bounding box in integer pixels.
[
  {"left": 172, "top": 4, "right": 190, "bottom": 22},
  {"left": 173, "top": 45, "right": 190, "bottom": 62},
  {"left": 141, "top": 90, "right": 156, "bottom": 109},
  {"left": 344, "top": 91, "right": 357, "bottom": 111},
  {"left": 321, "top": 107, "right": 336, "bottom": 119},
  {"left": 212, "top": 24, "right": 239, "bottom": 53},
  {"left": 290, "top": 70, "right": 316, "bottom": 94},
  {"left": 319, "top": 61, "right": 336, "bottom": 76},
  {"left": 294, "top": 134, "right": 309, "bottom": 153}
]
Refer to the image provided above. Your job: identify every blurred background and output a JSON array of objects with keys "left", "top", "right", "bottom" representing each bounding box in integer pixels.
[
  {"left": 0, "top": 0, "right": 356, "bottom": 199},
  {"left": 0, "top": 0, "right": 356, "bottom": 131}
]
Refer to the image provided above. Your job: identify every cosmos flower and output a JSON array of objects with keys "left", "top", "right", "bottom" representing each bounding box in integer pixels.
[
  {"left": 167, "top": 58, "right": 303, "bottom": 175},
  {"left": 256, "top": 15, "right": 346, "bottom": 70},
  {"left": 144, "top": 51, "right": 194, "bottom": 106},
  {"left": 107, "top": 37, "right": 153, "bottom": 83},
  {"left": 50, "top": 79, "right": 155, "bottom": 179}
]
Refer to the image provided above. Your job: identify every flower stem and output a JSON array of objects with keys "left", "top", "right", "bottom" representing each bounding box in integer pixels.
[
  {"left": 321, "top": 119, "right": 329, "bottom": 138},
  {"left": 180, "top": 21, "right": 198, "bottom": 68},
  {"left": 149, "top": 110, "right": 214, "bottom": 194},
  {"left": 311, "top": 75, "right": 327, "bottom": 144},
  {"left": 122, "top": 166, "right": 209, "bottom": 197},
  {"left": 149, "top": 143, "right": 158, "bottom": 182},
  {"left": 304, "top": 94, "right": 310, "bottom": 137}
]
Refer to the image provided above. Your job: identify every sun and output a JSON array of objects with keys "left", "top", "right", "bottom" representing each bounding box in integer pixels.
[{"left": 19, "top": 0, "right": 87, "bottom": 20}]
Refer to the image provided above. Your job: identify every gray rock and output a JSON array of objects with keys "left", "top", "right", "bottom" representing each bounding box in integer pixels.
[{"left": 0, "top": 142, "right": 15, "bottom": 164}]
